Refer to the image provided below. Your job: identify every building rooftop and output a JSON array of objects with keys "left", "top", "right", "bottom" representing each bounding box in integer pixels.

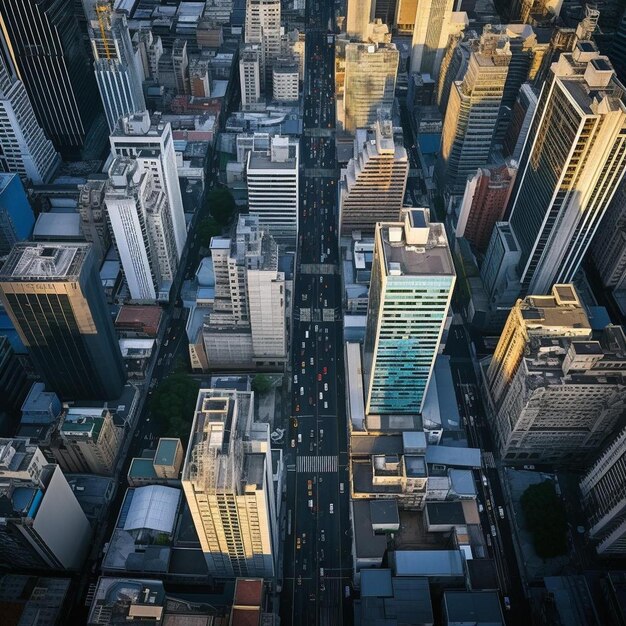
[
  {"left": 154, "top": 439, "right": 181, "bottom": 468},
  {"left": 352, "top": 500, "right": 389, "bottom": 559},
  {"left": 425, "top": 501, "right": 466, "bottom": 526},
  {"left": 0, "top": 243, "right": 90, "bottom": 281},
  {"left": 378, "top": 210, "right": 454, "bottom": 278},
  {"left": 123, "top": 486, "right": 181, "bottom": 534},
  {"left": 391, "top": 550, "right": 465, "bottom": 577},
  {"left": 33, "top": 213, "right": 82, "bottom": 240},
  {"left": 425, "top": 445, "right": 481, "bottom": 468},
  {"left": 443, "top": 590, "right": 505, "bottom": 624}
]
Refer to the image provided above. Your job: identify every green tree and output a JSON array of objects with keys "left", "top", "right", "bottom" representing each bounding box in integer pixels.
[
  {"left": 197, "top": 216, "right": 222, "bottom": 248},
  {"left": 521, "top": 480, "right": 568, "bottom": 559},
  {"left": 150, "top": 371, "right": 200, "bottom": 442},
  {"left": 251, "top": 374, "right": 272, "bottom": 395},
  {"left": 206, "top": 187, "right": 236, "bottom": 225}
]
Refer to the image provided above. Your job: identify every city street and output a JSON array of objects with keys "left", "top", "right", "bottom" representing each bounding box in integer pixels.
[{"left": 280, "top": 2, "right": 353, "bottom": 624}]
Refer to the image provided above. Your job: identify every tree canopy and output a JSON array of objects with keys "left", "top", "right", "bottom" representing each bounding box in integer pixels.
[
  {"left": 197, "top": 216, "right": 222, "bottom": 248},
  {"left": 520, "top": 480, "right": 568, "bottom": 559},
  {"left": 206, "top": 187, "right": 236, "bottom": 225},
  {"left": 251, "top": 374, "right": 272, "bottom": 395}
]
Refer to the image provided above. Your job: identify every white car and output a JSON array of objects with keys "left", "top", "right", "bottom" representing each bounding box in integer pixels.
[
  {"left": 329, "top": 503, "right": 334, "bottom": 514},
  {"left": 498, "top": 506, "right": 505, "bottom": 519},
  {"left": 324, "top": 383, "right": 328, "bottom": 391}
]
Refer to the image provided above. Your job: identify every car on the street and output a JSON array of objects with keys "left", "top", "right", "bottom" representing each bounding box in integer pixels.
[
  {"left": 498, "top": 506, "right": 505, "bottom": 519},
  {"left": 504, "top": 597, "right": 511, "bottom": 611},
  {"left": 291, "top": 439, "right": 296, "bottom": 448},
  {"left": 523, "top": 464, "right": 536, "bottom": 470},
  {"left": 329, "top": 503, "right": 334, "bottom": 514},
  {"left": 490, "top": 524, "right": 497, "bottom": 537},
  {"left": 296, "top": 538, "right": 301, "bottom": 549}
]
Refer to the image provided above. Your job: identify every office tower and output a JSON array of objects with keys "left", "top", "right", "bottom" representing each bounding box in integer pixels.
[
  {"left": 343, "top": 42, "right": 399, "bottom": 133},
  {"left": 240, "top": 44, "right": 262, "bottom": 109},
  {"left": 374, "top": 0, "right": 398, "bottom": 28},
  {"left": 105, "top": 157, "right": 179, "bottom": 302},
  {"left": 0, "top": 0, "right": 100, "bottom": 156},
  {"left": 0, "top": 438, "right": 91, "bottom": 570},
  {"left": 508, "top": 44, "right": 626, "bottom": 296},
  {"left": 364, "top": 209, "right": 455, "bottom": 415},
  {"left": 0, "top": 336, "right": 30, "bottom": 421},
  {"left": 580, "top": 424, "right": 626, "bottom": 557},
  {"left": 53, "top": 407, "right": 122, "bottom": 475},
  {"left": 135, "top": 29, "right": 163, "bottom": 82},
  {"left": 340, "top": 113, "right": 409, "bottom": 235},
  {"left": 189, "top": 58, "right": 212, "bottom": 97},
  {"left": 410, "top": 0, "right": 454, "bottom": 78},
  {"left": 244, "top": 0, "right": 281, "bottom": 87},
  {"left": 533, "top": 26, "right": 577, "bottom": 87},
  {"left": 518, "top": 0, "right": 563, "bottom": 23},
  {"left": 346, "top": 0, "right": 373, "bottom": 41},
  {"left": 246, "top": 135, "right": 299, "bottom": 244},
  {"left": 396, "top": 0, "right": 417, "bottom": 33},
  {"left": 272, "top": 59, "right": 299, "bottom": 102},
  {"left": 0, "top": 243, "right": 126, "bottom": 400},
  {"left": 502, "top": 83, "right": 537, "bottom": 160},
  {"left": 78, "top": 177, "right": 110, "bottom": 264},
  {"left": 438, "top": 29, "right": 511, "bottom": 193},
  {"left": 456, "top": 162, "right": 517, "bottom": 252},
  {"left": 83, "top": 2, "right": 146, "bottom": 132},
  {"left": 171, "top": 40, "right": 190, "bottom": 95},
  {"left": 609, "top": 11, "right": 626, "bottom": 83},
  {"left": 110, "top": 112, "right": 187, "bottom": 258},
  {"left": 182, "top": 388, "right": 277, "bottom": 579},
  {"left": 203, "top": 215, "right": 286, "bottom": 369},
  {"left": 480, "top": 222, "right": 522, "bottom": 318},
  {"left": 492, "top": 324, "right": 626, "bottom": 465},
  {"left": 591, "top": 178, "right": 626, "bottom": 289},
  {"left": 436, "top": 30, "right": 470, "bottom": 114},
  {"left": 0, "top": 49, "right": 59, "bottom": 184},
  {"left": 0, "top": 174, "right": 35, "bottom": 258},
  {"left": 486, "top": 284, "right": 591, "bottom": 410}
]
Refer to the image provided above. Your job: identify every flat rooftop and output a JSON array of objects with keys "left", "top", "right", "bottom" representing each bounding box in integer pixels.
[{"left": 0, "top": 243, "right": 89, "bottom": 281}]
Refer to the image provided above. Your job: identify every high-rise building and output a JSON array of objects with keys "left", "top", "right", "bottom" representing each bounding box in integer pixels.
[
  {"left": 591, "top": 178, "right": 626, "bottom": 290},
  {"left": 456, "top": 162, "right": 517, "bottom": 252},
  {"left": 364, "top": 209, "right": 455, "bottom": 415},
  {"left": 0, "top": 48, "right": 59, "bottom": 184},
  {"left": 182, "top": 388, "right": 277, "bottom": 579},
  {"left": 580, "top": 424, "right": 626, "bottom": 557},
  {"left": 78, "top": 176, "right": 110, "bottom": 264},
  {"left": 110, "top": 112, "right": 187, "bottom": 258},
  {"left": 346, "top": 0, "right": 373, "bottom": 41},
  {"left": 272, "top": 59, "right": 299, "bottom": 102},
  {"left": 0, "top": 243, "right": 126, "bottom": 400},
  {"left": 486, "top": 284, "right": 591, "bottom": 410},
  {"left": 0, "top": 174, "right": 35, "bottom": 259},
  {"left": 395, "top": 0, "right": 417, "bottom": 33},
  {"left": 502, "top": 83, "right": 537, "bottom": 161},
  {"left": 492, "top": 324, "right": 626, "bottom": 466},
  {"left": 244, "top": 0, "right": 281, "bottom": 87},
  {"left": 135, "top": 29, "right": 163, "bottom": 82},
  {"left": 0, "top": 336, "right": 30, "bottom": 421},
  {"left": 202, "top": 215, "right": 286, "bottom": 369},
  {"left": 246, "top": 135, "right": 299, "bottom": 244},
  {"left": 508, "top": 43, "right": 626, "bottom": 295},
  {"left": 83, "top": 2, "right": 146, "bottom": 132},
  {"left": 0, "top": 0, "right": 101, "bottom": 156},
  {"left": 0, "top": 438, "right": 91, "bottom": 571},
  {"left": 105, "top": 157, "right": 179, "bottom": 302},
  {"left": 239, "top": 44, "right": 262, "bottom": 110},
  {"left": 609, "top": 11, "right": 626, "bottom": 84},
  {"left": 340, "top": 112, "right": 409, "bottom": 234},
  {"left": 438, "top": 29, "right": 511, "bottom": 193},
  {"left": 410, "top": 0, "right": 454, "bottom": 78},
  {"left": 436, "top": 28, "right": 470, "bottom": 115},
  {"left": 344, "top": 42, "right": 399, "bottom": 133}
]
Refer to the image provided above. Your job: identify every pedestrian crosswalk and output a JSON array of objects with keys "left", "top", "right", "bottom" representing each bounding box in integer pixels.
[
  {"left": 483, "top": 451, "right": 496, "bottom": 468},
  {"left": 297, "top": 455, "right": 338, "bottom": 473}
]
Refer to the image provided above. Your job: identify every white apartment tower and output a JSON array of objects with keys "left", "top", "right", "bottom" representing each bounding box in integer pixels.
[
  {"left": 438, "top": 28, "right": 511, "bottom": 192},
  {"left": 340, "top": 113, "right": 409, "bottom": 234},
  {"left": 83, "top": 2, "right": 146, "bottom": 131},
  {"left": 364, "top": 209, "right": 455, "bottom": 415},
  {"left": 410, "top": 0, "right": 454, "bottom": 78},
  {"left": 508, "top": 42, "right": 626, "bottom": 295},
  {"left": 344, "top": 42, "right": 399, "bottom": 133},
  {"left": 240, "top": 44, "right": 262, "bottom": 109},
  {"left": 246, "top": 135, "right": 299, "bottom": 244},
  {"left": 244, "top": 0, "right": 281, "bottom": 87},
  {"left": 0, "top": 46, "right": 59, "bottom": 184},
  {"left": 110, "top": 111, "right": 187, "bottom": 257},
  {"left": 182, "top": 389, "right": 277, "bottom": 579},
  {"left": 105, "top": 156, "right": 179, "bottom": 301}
]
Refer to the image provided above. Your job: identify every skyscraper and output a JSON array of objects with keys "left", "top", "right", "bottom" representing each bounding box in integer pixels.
[
  {"left": 0, "top": 0, "right": 101, "bottom": 156},
  {"left": 246, "top": 135, "right": 299, "bottom": 244},
  {"left": 0, "top": 174, "right": 35, "bottom": 258},
  {"left": 82, "top": 2, "right": 146, "bottom": 132},
  {"left": 239, "top": 44, "right": 262, "bottom": 110},
  {"left": 456, "top": 162, "right": 517, "bottom": 252},
  {"left": 0, "top": 47, "right": 59, "bottom": 184},
  {"left": 104, "top": 157, "right": 179, "bottom": 302},
  {"left": 346, "top": 0, "right": 373, "bottom": 41},
  {"left": 244, "top": 0, "right": 281, "bottom": 88},
  {"left": 508, "top": 43, "right": 626, "bottom": 295},
  {"left": 486, "top": 284, "right": 591, "bottom": 410},
  {"left": 110, "top": 112, "right": 187, "bottom": 258},
  {"left": 343, "top": 42, "right": 399, "bottom": 133},
  {"left": 182, "top": 388, "right": 277, "bottom": 579},
  {"left": 0, "top": 243, "right": 126, "bottom": 400},
  {"left": 580, "top": 424, "right": 626, "bottom": 557},
  {"left": 410, "top": 0, "right": 454, "bottom": 78},
  {"left": 340, "top": 112, "right": 409, "bottom": 234},
  {"left": 364, "top": 209, "right": 455, "bottom": 415},
  {"left": 438, "top": 29, "right": 511, "bottom": 193}
]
